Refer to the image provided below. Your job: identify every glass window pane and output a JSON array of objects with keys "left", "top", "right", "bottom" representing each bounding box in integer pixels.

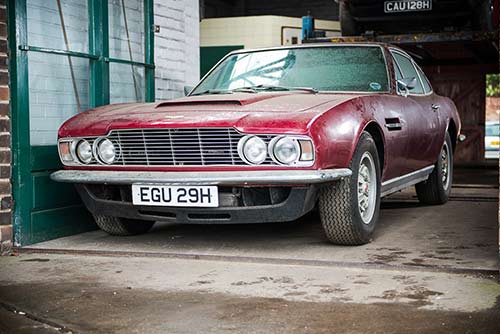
[
  {"left": 110, "top": 62, "right": 145, "bottom": 103},
  {"left": 416, "top": 66, "right": 432, "bottom": 93},
  {"left": 392, "top": 56, "right": 403, "bottom": 81},
  {"left": 27, "top": 0, "right": 89, "bottom": 53},
  {"left": 193, "top": 47, "right": 389, "bottom": 93},
  {"left": 29, "top": 53, "right": 89, "bottom": 145},
  {"left": 392, "top": 53, "right": 424, "bottom": 94},
  {"left": 108, "top": 0, "right": 145, "bottom": 62}
]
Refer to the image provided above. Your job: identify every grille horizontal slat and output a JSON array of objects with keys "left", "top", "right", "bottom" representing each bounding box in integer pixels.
[{"left": 99, "top": 128, "right": 273, "bottom": 166}]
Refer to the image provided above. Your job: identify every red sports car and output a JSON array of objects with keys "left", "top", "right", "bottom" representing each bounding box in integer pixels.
[{"left": 52, "top": 43, "right": 461, "bottom": 245}]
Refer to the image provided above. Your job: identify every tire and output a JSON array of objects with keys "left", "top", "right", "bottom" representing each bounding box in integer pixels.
[
  {"left": 319, "top": 132, "right": 381, "bottom": 245},
  {"left": 339, "top": 2, "right": 360, "bottom": 36},
  {"left": 415, "top": 133, "right": 453, "bottom": 205},
  {"left": 93, "top": 214, "right": 155, "bottom": 236}
]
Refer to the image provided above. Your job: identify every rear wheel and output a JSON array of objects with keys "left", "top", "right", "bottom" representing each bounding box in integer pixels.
[
  {"left": 415, "top": 133, "right": 453, "bottom": 204},
  {"left": 94, "top": 214, "right": 155, "bottom": 236},
  {"left": 319, "top": 132, "right": 381, "bottom": 245}
]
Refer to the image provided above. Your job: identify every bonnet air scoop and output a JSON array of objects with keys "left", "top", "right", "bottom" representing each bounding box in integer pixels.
[
  {"left": 155, "top": 99, "right": 243, "bottom": 108},
  {"left": 155, "top": 94, "right": 283, "bottom": 109}
]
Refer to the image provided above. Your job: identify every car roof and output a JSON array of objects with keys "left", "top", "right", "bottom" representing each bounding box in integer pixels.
[{"left": 227, "top": 42, "right": 403, "bottom": 56}]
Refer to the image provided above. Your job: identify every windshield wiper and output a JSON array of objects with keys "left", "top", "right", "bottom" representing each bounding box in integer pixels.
[
  {"left": 190, "top": 89, "right": 233, "bottom": 96},
  {"left": 252, "top": 84, "right": 318, "bottom": 94},
  {"left": 231, "top": 87, "right": 258, "bottom": 93},
  {"left": 190, "top": 85, "right": 317, "bottom": 96},
  {"left": 190, "top": 87, "right": 259, "bottom": 96}
]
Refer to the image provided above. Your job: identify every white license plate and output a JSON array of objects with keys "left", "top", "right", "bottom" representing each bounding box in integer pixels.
[
  {"left": 132, "top": 184, "right": 219, "bottom": 207},
  {"left": 384, "top": 0, "right": 432, "bottom": 13}
]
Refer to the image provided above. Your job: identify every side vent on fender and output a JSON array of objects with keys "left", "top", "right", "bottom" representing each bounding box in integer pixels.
[{"left": 384, "top": 117, "right": 403, "bottom": 131}]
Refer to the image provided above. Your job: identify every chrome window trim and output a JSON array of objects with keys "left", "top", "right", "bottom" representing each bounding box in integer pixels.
[
  {"left": 413, "top": 62, "right": 434, "bottom": 95},
  {"left": 389, "top": 48, "right": 430, "bottom": 97}
]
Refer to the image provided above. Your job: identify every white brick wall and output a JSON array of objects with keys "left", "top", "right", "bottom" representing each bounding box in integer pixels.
[
  {"left": 154, "top": 0, "right": 200, "bottom": 100},
  {"left": 26, "top": 0, "right": 200, "bottom": 145}
]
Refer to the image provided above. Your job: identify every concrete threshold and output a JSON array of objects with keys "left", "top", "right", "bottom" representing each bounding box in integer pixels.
[{"left": 16, "top": 247, "right": 499, "bottom": 278}]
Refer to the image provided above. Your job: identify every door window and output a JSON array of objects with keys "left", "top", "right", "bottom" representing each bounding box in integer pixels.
[
  {"left": 392, "top": 52, "right": 424, "bottom": 94},
  {"left": 416, "top": 65, "right": 432, "bottom": 94}
]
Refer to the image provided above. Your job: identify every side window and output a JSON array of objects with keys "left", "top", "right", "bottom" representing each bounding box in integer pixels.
[
  {"left": 416, "top": 65, "right": 432, "bottom": 93},
  {"left": 392, "top": 55, "right": 403, "bottom": 81},
  {"left": 392, "top": 52, "right": 424, "bottom": 94}
]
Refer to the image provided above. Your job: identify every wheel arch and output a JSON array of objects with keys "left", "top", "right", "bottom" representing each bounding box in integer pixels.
[
  {"left": 447, "top": 119, "right": 457, "bottom": 152},
  {"left": 360, "top": 121, "right": 386, "bottom": 177}
]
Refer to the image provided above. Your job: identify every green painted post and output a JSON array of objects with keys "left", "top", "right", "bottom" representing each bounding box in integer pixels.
[
  {"left": 144, "top": 0, "right": 155, "bottom": 102},
  {"left": 8, "top": 0, "right": 32, "bottom": 245},
  {"left": 89, "top": 0, "right": 109, "bottom": 107}
]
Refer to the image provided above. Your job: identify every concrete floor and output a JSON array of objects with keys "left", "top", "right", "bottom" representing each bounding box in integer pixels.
[
  {"left": 27, "top": 186, "right": 499, "bottom": 271},
  {"left": 0, "top": 167, "right": 499, "bottom": 333}
]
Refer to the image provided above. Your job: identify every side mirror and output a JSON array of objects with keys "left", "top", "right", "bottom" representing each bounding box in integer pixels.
[
  {"left": 403, "top": 77, "right": 417, "bottom": 90},
  {"left": 396, "top": 77, "right": 417, "bottom": 97},
  {"left": 184, "top": 85, "right": 194, "bottom": 96}
]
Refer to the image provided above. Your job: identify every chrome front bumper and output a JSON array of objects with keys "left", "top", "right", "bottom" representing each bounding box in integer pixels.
[{"left": 50, "top": 169, "right": 352, "bottom": 186}]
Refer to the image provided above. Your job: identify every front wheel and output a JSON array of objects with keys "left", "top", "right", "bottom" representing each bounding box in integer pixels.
[
  {"left": 319, "top": 132, "right": 381, "bottom": 245},
  {"left": 93, "top": 214, "right": 155, "bottom": 236},
  {"left": 415, "top": 132, "right": 453, "bottom": 204}
]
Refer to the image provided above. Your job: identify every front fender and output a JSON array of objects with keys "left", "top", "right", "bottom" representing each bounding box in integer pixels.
[{"left": 309, "top": 98, "right": 377, "bottom": 170}]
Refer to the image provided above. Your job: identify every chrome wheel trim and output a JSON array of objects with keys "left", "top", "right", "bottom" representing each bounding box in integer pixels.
[
  {"left": 357, "top": 152, "right": 377, "bottom": 224},
  {"left": 441, "top": 142, "right": 451, "bottom": 190}
]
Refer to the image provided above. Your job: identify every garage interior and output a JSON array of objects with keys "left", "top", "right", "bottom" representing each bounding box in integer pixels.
[{"left": 1, "top": 0, "right": 500, "bottom": 333}]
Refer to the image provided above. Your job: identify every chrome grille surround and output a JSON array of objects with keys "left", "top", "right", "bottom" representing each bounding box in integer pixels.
[{"left": 65, "top": 128, "right": 278, "bottom": 167}]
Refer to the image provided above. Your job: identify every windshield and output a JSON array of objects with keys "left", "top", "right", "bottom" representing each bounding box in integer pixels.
[{"left": 191, "top": 46, "right": 389, "bottom": 95}]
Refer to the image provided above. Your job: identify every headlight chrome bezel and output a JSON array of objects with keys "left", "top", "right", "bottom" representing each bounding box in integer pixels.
[
  {"left": 237, "top": 134, "right": 315, "bottom": 167},
  {"left": 75, "top": 139, "right": 93, "bottom": 164},
  {"left": 94, "top": 138, "right": 118, "bottom": 165},
  {"left": 237, "top": 135, "right": 268, "bottom": 165},
  {"left": 57, "top": 137, "right": 121, "bottom": 166},
  {"left": 269, "top": 136, "right": 301, "bottom": 165},
  {"left": 268, "top": 135, "right": 315, "bottom": 166}
]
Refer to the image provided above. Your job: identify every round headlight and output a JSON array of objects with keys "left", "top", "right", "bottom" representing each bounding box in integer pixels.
[
  {"left": 76, "top": 140, "right": 92, "bottom": 164},
  {"left": 97, "top": 139, "right": 116, "bottom": 164},
  {"left": 238, "top": 136, "right": 267, "bottom": 165},
  {"left": 272, "top": 136, "right": 300, "bottom": 164}
]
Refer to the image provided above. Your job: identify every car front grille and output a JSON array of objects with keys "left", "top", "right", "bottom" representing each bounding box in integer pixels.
[{"left": 101, "top": 128, "right": 274, "bottom": 166}]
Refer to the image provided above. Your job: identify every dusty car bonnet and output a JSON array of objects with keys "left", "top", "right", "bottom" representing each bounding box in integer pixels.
[{"left": 59, "top": 92, "right": 361, "bottom": 137}]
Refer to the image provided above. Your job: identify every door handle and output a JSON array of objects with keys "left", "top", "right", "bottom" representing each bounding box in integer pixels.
[{"left": 431, "top": 104, "right": 440, "bottom": 111}]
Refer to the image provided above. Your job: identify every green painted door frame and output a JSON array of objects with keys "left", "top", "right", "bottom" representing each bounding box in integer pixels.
[
  {"left": 8, "top": 0, "right": 155, "bottom": 245},
  {"left": 200, "top": 45, "right": 244, "bottom": 77}
]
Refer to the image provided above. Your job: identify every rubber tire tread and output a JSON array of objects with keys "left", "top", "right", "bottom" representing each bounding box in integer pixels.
[
  {"left": 415, "top": 133, "right": 453, "bottom": 205},
  {"left": 319, "top": 132, "right": 380, "bottom": 245},
  {"left": 94, "top": 214, "right": 155, "bottom": 236}
]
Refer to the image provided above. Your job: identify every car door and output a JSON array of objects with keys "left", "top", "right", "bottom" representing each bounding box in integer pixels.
[
  {"left": 414, "top": 63, "right": 445, "bottom": 164},
  {"left": 391, "top": 50, "right": 440, "bottom": 172}
]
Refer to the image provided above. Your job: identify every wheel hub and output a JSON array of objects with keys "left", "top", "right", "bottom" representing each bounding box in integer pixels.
[
  {"left": 441, "top": 142, "right": 450, "bottom": 189},
  {"left": 357, "top": 152, "right": 377, "bottom": 224}
]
